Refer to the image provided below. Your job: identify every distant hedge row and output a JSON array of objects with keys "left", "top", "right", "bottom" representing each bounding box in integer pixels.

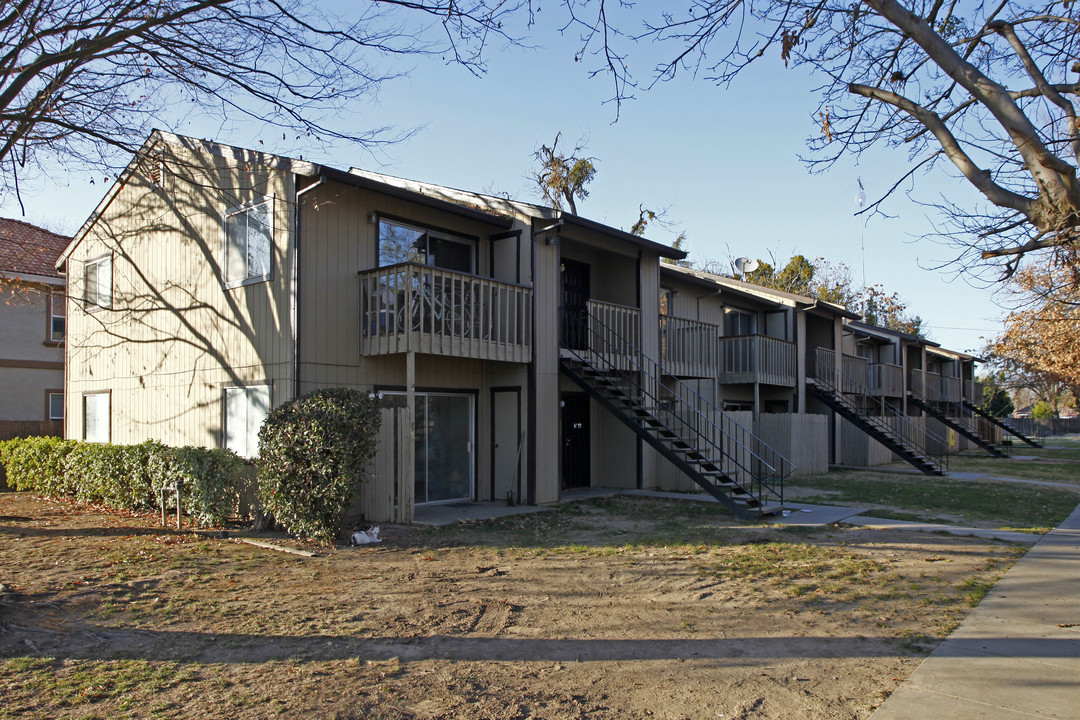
[{"left": 0, "top": 437, "right": 247, "bottom": 526}]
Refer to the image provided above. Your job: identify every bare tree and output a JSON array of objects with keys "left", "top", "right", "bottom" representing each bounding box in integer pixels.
[
  {"left": 561, "top": 1, "right": 1080, "bottom": 282},
  {"left": 0, "top": 0, "right": 518, "bottom": 210},
  {"left": 529, "top": 131, "right": 597, "bottom": 214}
]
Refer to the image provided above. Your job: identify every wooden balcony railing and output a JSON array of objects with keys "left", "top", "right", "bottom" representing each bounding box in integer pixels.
[
  {"left": 924, "top": 371, "right": 943, "bottom": 401},
  {"left": 583, "top": 300, "right": 640, "bottom": 371},
  {"left": 358, "top": 263, "right": 532, "bottom": 362},
  {"left": 967, "top": 380, "right": 984, "bottom": 404},
  {"left": 842, "top": 353, "right": 868, "bottom": 393},
  {"left": 941, "top": 376, "right": 961, "bottom": 403},
  {"left": 718, "top": 334, "right": 797, "bottom": 386},
  {"left": 660, "top": 315, "right": 720, "bottom": 378},
  {"left": 909, "top": 369, "right": 925, "bottom": 397},
  {"left": 868, "top": 362, "right": 904, "bottom": 397}
]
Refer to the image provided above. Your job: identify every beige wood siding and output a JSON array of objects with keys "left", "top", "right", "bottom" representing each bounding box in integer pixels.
[
  {"left": 65, "top": 141, "right": 295, "bottom": 447},
  {"left": 533, "top": 230, "right": 561, "bottom": 505},
  {"left": 294, "top": 181, "right": 536, "bottom": 506}
]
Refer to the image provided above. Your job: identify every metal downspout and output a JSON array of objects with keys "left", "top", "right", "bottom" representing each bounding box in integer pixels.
[{"left": 293, "top": 176, "right": 326, "bottom": 400}]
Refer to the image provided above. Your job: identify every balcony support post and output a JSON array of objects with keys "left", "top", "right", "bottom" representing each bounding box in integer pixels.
[{"left": 406, "top": 349, "right": 416, "bottom": 449}]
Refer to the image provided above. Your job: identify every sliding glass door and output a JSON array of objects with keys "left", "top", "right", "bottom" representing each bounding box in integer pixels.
[{"left": 413, "top": 393, "right": 474, "bottom": 504}]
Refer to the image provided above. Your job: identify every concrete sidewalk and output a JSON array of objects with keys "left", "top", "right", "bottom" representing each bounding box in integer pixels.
[{"left": 870, "top": 502, "right": 1080, "bottom": 719}]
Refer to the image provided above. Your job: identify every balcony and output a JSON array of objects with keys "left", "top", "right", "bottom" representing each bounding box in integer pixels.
[
  {"left": 941, "top": 376, "right": 961, "bottom": 403},
  {"left": 909, "top": 369, "right": 925, "bottom": 397},
  {"left": 359, "top": 263, "right": 532, "bottom": 362},
  {"left": 868, "top": 362, "right": 904, "bottom": 397},
  {"left": 841, "top": 353, "right": 868, "bottom": 393},
  {"left": 660, "top": 315, "right": 719, "bottom": 378},
  {"left": 967, "top": 380, "right": 984, "bottom": 404},
  {"left": 718, "top": 334, "right": 797, "bottom": 387},
  {"left": 924, "top": 371, "right": 943, "bottom": 401}
]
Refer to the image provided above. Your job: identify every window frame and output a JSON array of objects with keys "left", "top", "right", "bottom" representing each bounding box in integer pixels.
[
  {"left": 47, "top": 391, "right": 64, "bottom": 421},
  {"left": 223, "top": 383, "right": 272, "bottom": 459},
  {"left": 723, "top": 307, "right": 757, "bottom": 337},
  {"left": 84, "top": 254, "right": 112, "bottom": 312},
  {"left": 48, "top": 289, "right": 65, "bottom": 343},
  {"left": 377, "top": 216, "right": 477, "bottom": 274},
  {"left": 223, "top": 198, "right": 274, "bottom": 289},
  {"left": 83, "top": 391, "right": 111, "bottom": 443}
]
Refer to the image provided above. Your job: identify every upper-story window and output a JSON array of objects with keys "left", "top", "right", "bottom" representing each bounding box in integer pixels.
[
  {"left": 724, "top": 308, "right": 756, "bottom": 336},
  {"left": 224, "top": 200, "right": 272, "bottom": 287},
  {"left": 378, "top": 219, "right": 475, "bottom": 273},
  {"left": 84, "top": 255, "right": 112, "bottom": 311},
  {"left": 49, "top": 290, "right": 65, "bottom": 342}
]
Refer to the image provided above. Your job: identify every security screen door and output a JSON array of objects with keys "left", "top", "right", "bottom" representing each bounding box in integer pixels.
[{"left": 414, "top": 393, "right": 474, "bottom": 504}]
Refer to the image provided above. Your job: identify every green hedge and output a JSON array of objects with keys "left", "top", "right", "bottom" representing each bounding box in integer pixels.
[
  {"left": 258, "top": 387, "right": 381, "bottom": 544},
  {"left": 0, "top": 437, "right": 245, "bottom": 526}
]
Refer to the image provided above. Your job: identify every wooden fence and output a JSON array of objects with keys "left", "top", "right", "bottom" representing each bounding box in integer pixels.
[
  {"left": 0, "top": 420, "right": 63, "bottom": 442},
  {"left": 1004, "top": 417, "right": 1080, "bottom": 437},
  {"left": 344, "top": 406, "right": 412, "bottom": 524},
  {"left": 655, "top": 411, "right": 825, "bottom": 492},
  {"left": 754, "top": 413, "right": 828, "bottom": 477}
]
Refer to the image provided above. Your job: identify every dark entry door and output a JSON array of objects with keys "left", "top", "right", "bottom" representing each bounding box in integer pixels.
[
  {"left": 561, "top": 259, "right": 590, "bottom": 349},
  {"left": 561, "top": 392, "right": 590, "bottom": 489}
]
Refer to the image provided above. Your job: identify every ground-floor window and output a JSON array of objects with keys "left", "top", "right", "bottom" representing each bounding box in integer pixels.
[
  {"left": 224, "top": 385, "right": 271, "bottom": 459},
  {"left": 384, "top": 391, "right": 474, "bottom": 504},
  {"left": 84, "top": 392, "right": 110, "bottom": 443},
  {"left": 48, "top": 392, "right": 64, "bottom": 421}
]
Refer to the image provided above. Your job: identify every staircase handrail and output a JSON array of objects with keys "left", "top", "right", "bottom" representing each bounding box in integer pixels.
[
  {"left": 567, "top": 308, "right": 793, "bottom": 503},
  {"left": 908, "top": 385, "right": 1008, "bottom": 455},
  {"left": 810, "top": 348, "right": 949, "bottom": 471}
]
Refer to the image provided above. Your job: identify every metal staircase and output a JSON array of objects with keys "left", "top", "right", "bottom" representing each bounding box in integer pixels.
[
  {"left": 907, "top": 391, "right": 1009, "bottom": 458},
  {"left": 560, "top": 309, "right": 792, "bottom": 519},
  {"left": 808, "top": 351, "right": 948, "bottom": 476},
  {"left": 962, "top": 400, "right": 1043, "bottom": 448}
]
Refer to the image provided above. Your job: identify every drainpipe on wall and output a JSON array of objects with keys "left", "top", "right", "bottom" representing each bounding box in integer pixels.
[{"left": 292, "top": 175, "right": 326, "bottom": 401}]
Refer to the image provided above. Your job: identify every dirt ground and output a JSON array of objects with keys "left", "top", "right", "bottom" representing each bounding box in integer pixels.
[{"left": 0, "top": 491, "right": 1025, "bottom": 720}]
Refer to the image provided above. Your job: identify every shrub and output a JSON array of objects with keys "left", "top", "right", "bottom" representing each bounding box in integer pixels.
[
  {"left": 163, "top": 446, "right": 246, "bottom": 526},
  {"left": 0, "top": 436, "right": 77, "bottom": 494},
  {"left": 0, "top": 436, "right": 247, "bottom": 526},
  {"left": 62, "top": 440, "right": 163, "bottom": 510},
  {"left": 257, "top": 387, "right": 381, "bottom": 544}
]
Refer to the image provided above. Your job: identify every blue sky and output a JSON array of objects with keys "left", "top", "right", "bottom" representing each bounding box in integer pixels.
[{"left": 0, "top": 12, "right": 1008, "bottom": 356}]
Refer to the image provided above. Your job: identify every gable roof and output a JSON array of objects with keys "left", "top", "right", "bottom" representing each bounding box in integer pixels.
[
  {"left": 62, "top": 131, "right": 684, "bottom": 270},
  {"left": 57, "top": 131, "right": 524, "bottom": 270},
  {"left": 0, "top": 217, "right": 70, "bottom": 281},
  {"left": 349, "top": 168, "right": 688, "bottom": 260},
  {"left": 661, "top": 263, "right": 860, "bottom": 318}
]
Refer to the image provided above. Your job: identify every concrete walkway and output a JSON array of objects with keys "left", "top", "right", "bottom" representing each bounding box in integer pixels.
[
  {"left": 870, "top": 502, "right": 1080, "bottom": 719},
  {"left": 414, "top": 490, "right": 1044, "bottom": 545}
]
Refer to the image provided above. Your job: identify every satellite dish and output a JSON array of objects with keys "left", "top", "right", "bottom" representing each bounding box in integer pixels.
[{"left": 734, "top": 257, "right": 760, "bottom": 274}]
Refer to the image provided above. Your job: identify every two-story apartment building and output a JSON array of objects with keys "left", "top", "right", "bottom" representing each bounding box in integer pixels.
[
  {"left": 60, "top": 132, "right": 1023, "bottom": 525},
  {"left": 0, "top": 218, "right": 68, "bottom": 434},
  {"left": 60, "top": 132, "right": 797, "bottom": 523}
]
